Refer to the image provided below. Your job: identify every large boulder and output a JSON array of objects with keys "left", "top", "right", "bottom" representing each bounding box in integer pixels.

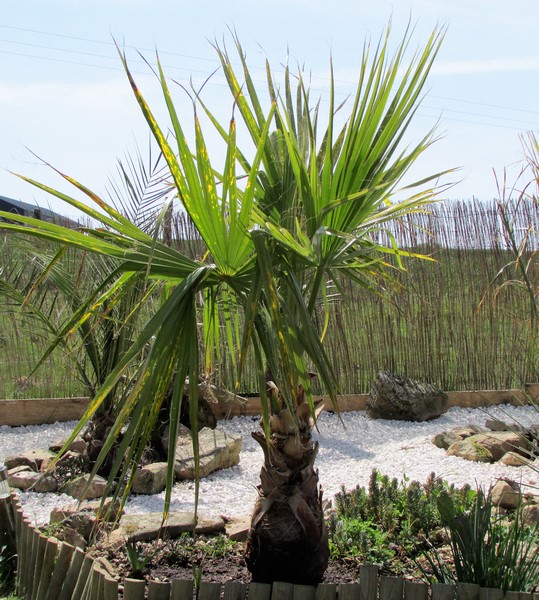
[{"left": 366, "top": 371, "right": 448, "bottom": 422}]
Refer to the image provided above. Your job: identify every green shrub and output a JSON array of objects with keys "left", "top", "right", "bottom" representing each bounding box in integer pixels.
[
  {"left": 422, "top": 489, "right": 539, "bottom": 592},
  {"left": 329, "top": 518, "right": 395, "bottom": 565},
  {"left": 332, "top": 469, "right": 476, "bottom": 551}
]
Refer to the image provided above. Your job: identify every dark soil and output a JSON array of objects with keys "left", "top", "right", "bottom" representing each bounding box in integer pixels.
[{"left": 87, "top": 535, "right": 429, "bottom": 588}]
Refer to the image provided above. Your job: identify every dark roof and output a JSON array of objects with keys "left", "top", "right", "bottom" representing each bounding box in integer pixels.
[{"left": 0, "top": 195, "right": 79, "bottom": 227}]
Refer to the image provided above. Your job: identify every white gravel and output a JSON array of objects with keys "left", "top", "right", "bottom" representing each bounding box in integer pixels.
[{"left": 3, "top": 405, "right": 539, "bottom": 525}]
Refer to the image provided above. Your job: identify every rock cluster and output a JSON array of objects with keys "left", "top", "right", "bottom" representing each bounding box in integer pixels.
[
  {"left": 432, "top": 418, "right": 539, "bottom": 466},
  {"left": 3, "top": 424, "right": 245, "bottom": 552},
  {"left": 3, "top": 425, "right": 242, "bottom": 498}
]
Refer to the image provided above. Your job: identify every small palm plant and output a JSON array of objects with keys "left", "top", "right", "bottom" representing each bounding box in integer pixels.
[{"left": 0, "top": 25, "right": 450, "bottom": 583}]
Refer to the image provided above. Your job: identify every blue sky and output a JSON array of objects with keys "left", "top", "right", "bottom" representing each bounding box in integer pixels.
[{"left": 2, "top": 0, "right": 539, "bottom": 218}]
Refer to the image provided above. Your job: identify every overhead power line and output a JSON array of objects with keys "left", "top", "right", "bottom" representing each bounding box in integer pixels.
[{"left": 1, "top": 23, "right": 539, "bottom": 133}]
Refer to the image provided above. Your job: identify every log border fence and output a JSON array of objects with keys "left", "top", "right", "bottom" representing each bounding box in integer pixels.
[
  {"left": 1, "top": 383, "right": 538, "bottom": 427},
  {"left": 4, "top": 493, "right": 539, "bottom": 600}
]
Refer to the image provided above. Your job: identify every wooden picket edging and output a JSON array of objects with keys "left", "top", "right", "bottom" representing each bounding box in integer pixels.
[
  {"left": 1, "top": 384, "right": 539, "bottom": 427},
  {"left": 4, "top": 493, "right": 538, "bottom": 600}
]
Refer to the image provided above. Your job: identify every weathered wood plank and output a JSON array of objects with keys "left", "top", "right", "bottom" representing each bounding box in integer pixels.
[
  {"left": 338, "top": 582, "right": 362, "bottom": 600},
  {"left": 315, "top": 583, "right": 337, "bottom": 600},
  {"left": 431, "top": 582, "right": 455, "bottom": 600},
  {"left": 248, "top": 581, "right": 272, "bottom": 600},
  {"left": 379, "top": 576, "right": 404, "bottom": 600},
  {"left": 124, "top": 578, "right": 147, "bottom": 600},
  {"left": 92, "top": 565, "right": 110, "bottom": 600},
  {"left": 360, "top": 564, "right": 379, "bottom": 600},
  {"left": 1, "top": 386, "right": 535, "bottom": 427},
  {"left": 47, "top": 542, "right": 76, "bottom": 598},
  {"left": 148, "top": 580, "right": 172, "bottom": 600},
  {"left": 25, "top": 526, "right": 40, "bottom": 600},
  {"left": 223, "top": 580, "right": 248, "bottom": 600},
  {"left": 293, "top": 584, "right": 317, "bottom": 600},
  {"left": 70, "top": 553, "right": 94, "bottom": 600},
  {"left": 404, "top": 581, "right": 428, "bottom": 600},
  {"left": 35, "top": 536, "right": 59, "bottom": 600},
  {"left": 457, "top": 582, "right": 480, "bottom": 600},
  {"left": 103, "top": 574, "right": 119, "bottom": 600},
  {"left": 171, "top": 578, "right": 195, "bottom": 600},
  {"left": 505, "top": 593, "right": 521, "bottom": 600},
  {"left": 0, "top": 396, "right": 90, "bottom": 426},
  {"left": 198, "top": 581, "right": 221, "bottom": 600},
  {"left": 31, "top": 533, "right": 48, "bottom": 600},
  {"left": 58, "top": 546, "right": 86, "bottom": 600},
  {"left": 80, "top": 565, "right": 101, "bottom": 600},
  {"left": 17, "top": 518, "right": 31, "bottom": 596},
  {"left": 271, "top": 581, "right": 295, "bottom": 600},
  {"left": 478, "top": 587, "right": 503, "bottom": 600}
]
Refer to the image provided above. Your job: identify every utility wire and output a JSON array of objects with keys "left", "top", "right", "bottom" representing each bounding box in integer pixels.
[
  {"left": 3, "top": 23, "right": 539, "bottom": 118},
  {"left": 1, "top": 25, "right": 538, "bottom": 132}
]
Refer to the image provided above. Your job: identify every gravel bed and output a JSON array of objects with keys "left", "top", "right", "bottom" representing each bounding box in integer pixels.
[{"left": 2, "top": 404, "right": 539, "bottom": 525}]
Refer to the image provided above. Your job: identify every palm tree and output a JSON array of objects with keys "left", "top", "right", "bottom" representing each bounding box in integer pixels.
[{"left": 0, "top": 25, "right": 449, "bottom": 584}]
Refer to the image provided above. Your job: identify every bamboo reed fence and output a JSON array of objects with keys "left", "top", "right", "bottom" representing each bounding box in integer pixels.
[
  {"left": 4, "top": 493, "right": 538, "bottom": 600},
  {"left": 1, "top": 198, "right": 538, "bottom": 400}
]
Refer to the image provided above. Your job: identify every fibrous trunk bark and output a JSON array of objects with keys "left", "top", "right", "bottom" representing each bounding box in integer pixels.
[{"left": 245, "top": 393, "right": 329, "bottom": 584}]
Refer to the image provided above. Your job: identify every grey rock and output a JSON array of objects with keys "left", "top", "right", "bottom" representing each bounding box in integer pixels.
[
  {"left": 132, "top": 462, "right": 168, "bottom": 495},
  {"left": 34, "top": 474, "right": 58, "bottom": 493},
  {"left": 451, "top": 425, "right": 485, "bottom": 438},
  {"left": 501, "top": 451, "right": 531, "bottom": 467},
  {"left": 50, "top": 498, "right": 123, "bottom": 524},
  {"left": 49, "top": 435, "right": 88, "bottom": 454},
  {"left": 62, "top": 474, "right": 110, "bottom": 500},
  {"left": 447, "top": 439, "right": 494, "bottom": 462},
  {"left": 160, "top": 424, "right": 191, "bottom": 458},
  {"left": 63, "top": 527, "right": 86, "bottom": 550},
  {"left": 366, "top": 371, "right": 448, "bottom": 422},
  {"left": 491, "top": 480, "right": 521, "bottom": 509},
  {"left": 472, "top": 432, "right": 530, "bottom": 461},
  {"left": 40, "top": 450, "right": 88, "bottom": 475},
  {"left": 225, "top": 515, "right": 251, "bottom": 542},
  {"left": 521, "top": 504, "right": 539, "bottom": 526},
  {"left": 484, "top": 419, "right": 511, "bottom": 432},
  {"left": 7, "top": 465, "right": 32, "bottom": 478},
  {"left": 63, "top": 512, "right": 97, "bottom": 541},
  {"left": 8, "top": 470, "right": 42, "bottom": 490},
  {"left": 432, "top": 431, "right": 463, "bottom": 450},
  {"left": 107, "top": 511, "right": 225, "bottom": 545},
  {"left": 174, "top": 427, "right": 242, "bottom": 479},
  {"left": 4, "top": 449, "right": 54, "bottom": 471}
]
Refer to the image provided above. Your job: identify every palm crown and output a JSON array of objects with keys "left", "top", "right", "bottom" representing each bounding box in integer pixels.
[{"left": 0, "top": 26, "right": 449, "bottom": 530}]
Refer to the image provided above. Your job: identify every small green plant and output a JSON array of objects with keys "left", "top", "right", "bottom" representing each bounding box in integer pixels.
[
  {"left": 421, "top": 489, "right": 539, "bottom": 592},
  {"left": 329, "top": 518, "right": 395, "bottom": 565},
  {"left": 125, "top": 540, "right": 156, "bottom": 579},
  {"left": 39, "top": 522, "right": 68, "bottom": 539}
]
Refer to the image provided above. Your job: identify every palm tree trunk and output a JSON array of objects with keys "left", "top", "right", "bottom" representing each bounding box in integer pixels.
[{"left": 245, "top": 394, "right": 329, "bottom": 584}]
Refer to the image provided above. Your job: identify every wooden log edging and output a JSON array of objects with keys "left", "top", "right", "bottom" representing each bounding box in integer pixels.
[
  {"left": 1, "top": 384, "right": 539, "bottom": 427},
  {"left": 5, "top": 493, "right": 539, "bottom": 600}
]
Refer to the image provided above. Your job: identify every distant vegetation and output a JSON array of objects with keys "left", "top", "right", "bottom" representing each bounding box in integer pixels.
[{"left": 0, "top": 197, "right": 537, "bottom": 400}]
